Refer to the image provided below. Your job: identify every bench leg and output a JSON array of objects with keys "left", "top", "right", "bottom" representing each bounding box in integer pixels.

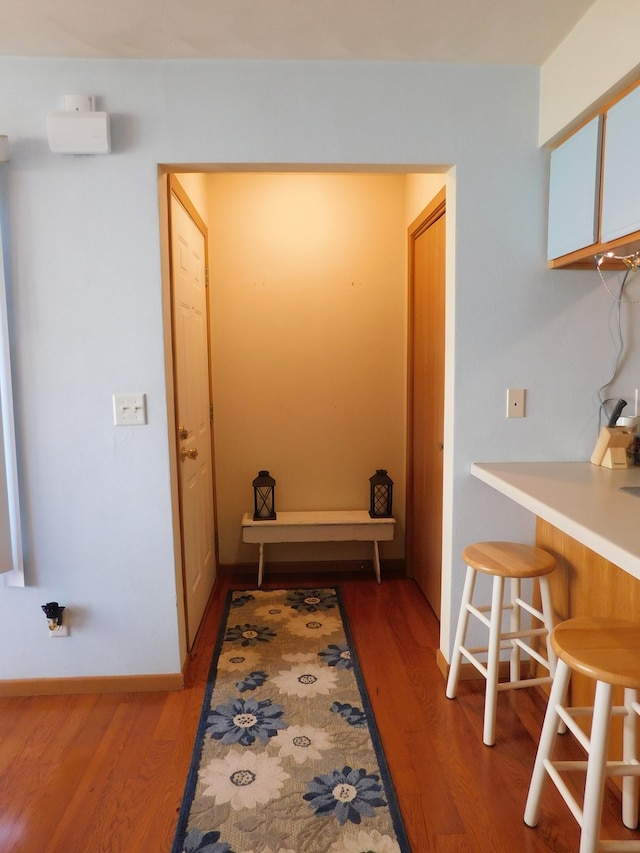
[
  {"left": 373, "top": 541, "right": 381, "bottom": 584},
  {"left": 257, "top": 543, "right": 265, "bottom": 587}
]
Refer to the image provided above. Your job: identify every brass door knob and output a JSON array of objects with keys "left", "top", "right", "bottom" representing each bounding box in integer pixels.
[{"left": 180, "top": 447, "right": 198, "bottom": 461}]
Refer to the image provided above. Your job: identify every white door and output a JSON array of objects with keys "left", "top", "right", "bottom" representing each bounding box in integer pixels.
[{"left": 170, "top": 188, "right": 217, "bottom": 648}]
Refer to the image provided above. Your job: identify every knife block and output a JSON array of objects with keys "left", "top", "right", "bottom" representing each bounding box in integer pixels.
[{"left": 590, "top": 426, "right": 635, "bottom": 468}]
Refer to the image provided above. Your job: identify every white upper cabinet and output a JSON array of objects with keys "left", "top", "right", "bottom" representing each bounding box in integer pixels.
[
  {"left": 545, "top": 80, "right": 640, "bottom": 268},
  {"left": 547, "top": 115, "right": 602, "bottom": 261},
  {"left": 601, "top": 85, "right": 640, "bottom": 243}
]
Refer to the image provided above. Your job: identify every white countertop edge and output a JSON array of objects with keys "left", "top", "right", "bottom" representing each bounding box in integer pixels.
[{"left": 471, "top": 461, "right": 640, "bottom": 581}]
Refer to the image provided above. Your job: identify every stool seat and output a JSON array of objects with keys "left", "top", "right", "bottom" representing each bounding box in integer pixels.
[
  {"left": 525, "top": 617, "right": 640, "bottom": 853},
  {"left": 463, "top": 541, "right": 556, "bottom": 578},
  {"left": 552, "top": 617, "right": 640, "bottom": 690},
  {"left": 446, "top": 541, "right": 557, "bottom": 746}
]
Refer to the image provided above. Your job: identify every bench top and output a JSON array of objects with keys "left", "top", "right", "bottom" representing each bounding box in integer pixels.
[
  {"left": 241, "top": 510, "right": 394, "bottom": 583},
  {"left": 242, "top": 510, "right": 395, "bottom": 528}
]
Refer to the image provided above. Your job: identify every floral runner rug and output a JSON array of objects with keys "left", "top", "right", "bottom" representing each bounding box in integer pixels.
[{"left": 171, "top": 587, "right": 410, "bottom": 853}]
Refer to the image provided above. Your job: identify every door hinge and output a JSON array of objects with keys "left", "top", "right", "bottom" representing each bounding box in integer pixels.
[
  {"left": 209, "top": 403, "right": 214, "bottom": 422},
  {"left": 205, "top": 268, "right": 209, "bottom": 286}
]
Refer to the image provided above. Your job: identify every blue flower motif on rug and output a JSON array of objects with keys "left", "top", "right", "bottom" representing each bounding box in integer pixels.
[
  {"left": 330, "top": 701, "right": 367, "bottom": 728},
  {"left": 318, "top": 642, "right": 353, "bottom": 669},
  {"left": 285, "top": 588, "right": 338, "bottom": 612},
  {"left": 182, "top": 827, "right": 235, "bottom": 853},
  {"left": 224, "top": 623, "right": 276, "bottom": 646},
  {"left": 230, "top": 593, "right": 255, "bottom": 609},
  {"left": 206, "top": 697, "right": 287, "bottom": 746},
  {"left": 236, "top": 670, "right": 268, "bottom": 692},
  {"left": 303, "top": 765, "right": 387, "bottom": 825}
]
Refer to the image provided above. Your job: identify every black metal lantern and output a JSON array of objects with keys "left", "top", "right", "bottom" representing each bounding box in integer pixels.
[
  {"left": 253, "top": 470, "right": 276, "bottom": 520},
  {"left": 369, "top": 469, "right": 394, "bottom": 518}
]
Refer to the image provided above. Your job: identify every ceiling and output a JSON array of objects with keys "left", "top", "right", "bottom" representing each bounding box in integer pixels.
[{"left": 0, "top": 0, "right": 596, "bottom": 64}]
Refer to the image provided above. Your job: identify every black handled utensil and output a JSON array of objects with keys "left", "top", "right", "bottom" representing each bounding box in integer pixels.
[{"left": 607, "top": 398, "right": 628, "bottom": 427}]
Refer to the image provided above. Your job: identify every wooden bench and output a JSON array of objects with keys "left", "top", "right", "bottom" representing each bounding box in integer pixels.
[{"left": 241, "top": 510, "right": 395, "bottom": 586}]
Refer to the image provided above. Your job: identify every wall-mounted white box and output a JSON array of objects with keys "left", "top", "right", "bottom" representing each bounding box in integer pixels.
[{"left": 47, "top": 110, "right": 111, "bottom": 154}]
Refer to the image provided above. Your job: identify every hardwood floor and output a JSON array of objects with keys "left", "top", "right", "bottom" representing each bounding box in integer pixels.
[{"left": 1, "top": 573, "right": 639, "bottom": 852}]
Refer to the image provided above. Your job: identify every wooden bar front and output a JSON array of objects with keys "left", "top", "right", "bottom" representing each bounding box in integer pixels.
[{"left": 536, "top": 516, "right": 640, "bottom": 766}]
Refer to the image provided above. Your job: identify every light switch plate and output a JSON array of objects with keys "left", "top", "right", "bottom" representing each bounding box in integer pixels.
[{"left": 113, "top": 393, "right": 147, "bottom": 426}]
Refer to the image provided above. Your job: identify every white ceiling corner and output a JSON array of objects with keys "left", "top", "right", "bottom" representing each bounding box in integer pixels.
[{"left": 0, "top": 0, "right": 597, "bottom": 65}]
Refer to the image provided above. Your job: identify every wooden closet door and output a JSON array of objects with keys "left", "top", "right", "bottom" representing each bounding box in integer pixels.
[{"left": 406, "top": 189, "right": 446, "bottom": 617}]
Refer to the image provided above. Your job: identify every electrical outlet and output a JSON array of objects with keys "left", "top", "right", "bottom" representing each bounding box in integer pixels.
[
  {"left": 506, "top": 388, "right": 526, "bottom": 418},
  {"left": 49, "top": 623, "right": 69, "bottom": 638}
]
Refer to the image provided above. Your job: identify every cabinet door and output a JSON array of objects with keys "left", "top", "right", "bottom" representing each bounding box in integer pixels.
[
  {"left": 601, "top": 85, "right": 640, "bottom": 243},
  {"left": 547, "top": 115, "right": 602, "bottom": 260}
]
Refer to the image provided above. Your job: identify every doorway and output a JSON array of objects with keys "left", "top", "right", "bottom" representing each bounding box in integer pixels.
[{"left": 160, "top": 170, "right": 447, "bottom": 650}]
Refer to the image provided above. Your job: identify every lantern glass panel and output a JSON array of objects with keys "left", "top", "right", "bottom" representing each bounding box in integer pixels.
[{"left": 369, "top": 469, "right": 393, "bottom": 518}]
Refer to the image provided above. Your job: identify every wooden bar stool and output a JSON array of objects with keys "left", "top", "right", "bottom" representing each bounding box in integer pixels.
[
  {"left": 525, "top": 617, "right": 640, "bottom": 853},
  {"left": 446, "top": 541, "right": 557, "bottom": 746}
]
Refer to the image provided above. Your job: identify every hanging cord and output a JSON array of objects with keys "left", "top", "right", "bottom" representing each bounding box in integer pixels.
[
  {"left": 595, "top": 251, "right": 640, "bottom": 303},
  {"left": 594, "top": 259, "right": 631, "bottom": 429}
]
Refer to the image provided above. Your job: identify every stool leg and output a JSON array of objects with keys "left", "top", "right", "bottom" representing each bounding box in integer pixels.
[
  {"left": 483, "top": 574, "right": 505, "bottom": 747},
  {"left": 446, "top": 565, "right": 477, "bottom": 699},
  {"left": 622, "top": 688, "right": 639, "bottom": 830},
  {"left": 538, "top": 576, "right": 566, "bottom": 735},
  {"left": 538, "top": 576, "right": 558, "bottom": 676},
  {"left": 580, "top": 679, "right": 613, "bottom": 853},
  {"left": 524, "top": 658, "right": 572, "bottom": 827},
  {"left": 509, "top": 576, "right": 521, "bottom": 682}
]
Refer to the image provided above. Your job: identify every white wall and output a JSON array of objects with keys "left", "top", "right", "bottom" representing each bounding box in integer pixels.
[
  {"left": 1, "top": 57, "right": 637, "bottom": 681},
  {"left": 540, "top": 0, "right": 640, "bottom": 144}
]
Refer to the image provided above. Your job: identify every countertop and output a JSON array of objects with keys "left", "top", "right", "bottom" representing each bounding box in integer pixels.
[{"left": 471, "top": 462, "right": 640, "bottom": 580}]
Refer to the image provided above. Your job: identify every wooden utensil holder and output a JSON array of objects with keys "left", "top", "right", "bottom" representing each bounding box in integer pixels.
[{"left": 590, "top": 426, "right": 635, "bottom": 468}]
